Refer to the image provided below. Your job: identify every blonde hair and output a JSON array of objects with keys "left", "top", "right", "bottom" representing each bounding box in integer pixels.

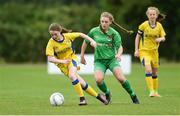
[
  {"left": 49, "top": 23, "right": 71, "bottom": 33},
  {"left": 146, "top": 6, "right": 166, "bottom": 22},
  {"left": 100, "top": 12, "right": 134, "bottom": 34},
  {"left": 100, "top": 12, "right": 114, "bottom": 22},
  {"left": 146, "top": 7, "right": 160, "bottom": 16}
]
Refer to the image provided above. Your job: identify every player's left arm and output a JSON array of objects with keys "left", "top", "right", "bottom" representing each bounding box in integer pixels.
[
  {"left": 155, "top": 23, "right": 166, "bottom": 43},
  {"left": 115, "top": 46, "right": 123, "bottom": 61},
  {"left": 67, "top": 32, "right": 96, "bottom": 48},
  {"left": 113, "top": 31, "right": 122, "bottom": 50},
  {"left": 79, "top": 33, "right": 97, "bottom": 48},
  {"left": 155, "top": 37, "right": 165, "bottom": 43},
  {"left": 113, "top": 32, "right": 123, "bottom": 61}
]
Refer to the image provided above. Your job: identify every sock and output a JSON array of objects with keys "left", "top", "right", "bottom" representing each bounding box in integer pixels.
[
  {"left": 122, "top": 80, "right": 135, "bottom": 96},
  {"left": 82, "top": 83, "right": 98, "bottom": 97},
  {"left": 72, "top": 79, "right": 84, "bottom": 97},
  {"left": 145, "top": 73, "right": 154, "bottom": 93},
  {"left": 152, "top": 75, "right": 158, "bottom": 93},
  {"left": 97, "top": 81, "right": 110, "bottom": 95}
]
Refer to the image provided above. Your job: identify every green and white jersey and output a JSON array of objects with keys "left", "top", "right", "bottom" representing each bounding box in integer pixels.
[{"left": 86, "top": 26, "right": 122, "bottom": 60}]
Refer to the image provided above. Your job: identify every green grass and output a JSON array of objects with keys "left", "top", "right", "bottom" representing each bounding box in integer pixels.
[{"left": 0, "top": 63, "right": 180, "bottom": 115}]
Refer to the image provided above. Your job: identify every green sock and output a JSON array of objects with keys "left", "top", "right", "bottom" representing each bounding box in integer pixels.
[
  {"left": 97, "top": 81, "right": 110, "bottom": 94},
  {"left": 122, "top": 80, "right": 135, "bottom": 96}
]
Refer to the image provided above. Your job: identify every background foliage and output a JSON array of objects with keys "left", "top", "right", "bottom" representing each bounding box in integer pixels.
[{"left": 0, "top": 0, "right": 179, "bottom": 62}]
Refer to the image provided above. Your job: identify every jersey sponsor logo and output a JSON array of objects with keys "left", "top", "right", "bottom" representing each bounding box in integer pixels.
[
  {"left": 97, "top": 43, "right": 112, "bottom": 47},
  {"left": 145, "top": 34, "right": 158, "bottom": 38},
  {"left": 55, "top": 46, "right": 71, "bottom": 54}
]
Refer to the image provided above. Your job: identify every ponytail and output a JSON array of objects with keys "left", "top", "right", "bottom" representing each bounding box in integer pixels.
[
  {"left": 61, "top": 27, "right": 72, "bottom": 33},
  {"left": 100, "top": 12, "right": 134, "bottom": 34},
  {"left": 157, "top": 13, "right": 166, "bottom": 22},
  {"left": 49, "top": 22, "right": 72, "bottom": 33},
  {"left": 112, "top": 21, "right": 134, "bottom": 34}
]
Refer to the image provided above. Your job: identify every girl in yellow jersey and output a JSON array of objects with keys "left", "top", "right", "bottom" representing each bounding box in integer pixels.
[
  {"left": 134, "top": 7, "right": 166, "bottom": 97},
  {"left": 46, "top": 23, "right": 108, "bottom": 105}
]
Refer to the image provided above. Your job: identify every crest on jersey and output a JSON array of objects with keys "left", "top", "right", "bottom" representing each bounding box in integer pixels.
[{"left": 107, "top": 35, "right": 113, "bottom": 40}]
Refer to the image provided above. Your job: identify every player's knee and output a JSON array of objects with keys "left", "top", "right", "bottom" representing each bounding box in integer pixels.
[
  {"left": 95, "top": 78, "right": 104, "bottom": 84},
  {"left": 145, "top": 69, "right": 152, "bottom": 74},
  {"left": 118, "top": 77, "right": 125, "bottom": 84},
  {"left": 68, "top": 73, "right": 77, "bottom": 81}
]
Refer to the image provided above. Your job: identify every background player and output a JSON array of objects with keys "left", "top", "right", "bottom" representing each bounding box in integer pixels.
[{"left": 134, "top": 7, "right": 166, "bottom": 97}]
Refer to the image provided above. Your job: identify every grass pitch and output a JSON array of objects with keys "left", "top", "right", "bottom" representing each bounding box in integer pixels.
[{"left": 0, "top": 63, "right": 180, "bottom": 115}]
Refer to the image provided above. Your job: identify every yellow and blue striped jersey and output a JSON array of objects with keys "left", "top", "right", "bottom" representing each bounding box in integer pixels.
[
  {"left": 46, "top": 33, "right": 80, "bottom": 59},
  {"left": 138, "top": 21, "right": 166, "bottom": 50}
]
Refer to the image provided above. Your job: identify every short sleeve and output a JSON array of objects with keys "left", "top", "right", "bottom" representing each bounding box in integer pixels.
[
  {"left": 159, "top": 23, "right": 166, "bottom": 37},
  {"left": 113, "top": 32, "right": 122, "bottom": 50},
  {"left": 63, "top": 33, "right": 81, "bottom": 41},
  {"left": 138, "top": 23, "right": 145, "bottom": 35},
  {"left": 46, "top": 40, "right": 54, "bottom": 56}
]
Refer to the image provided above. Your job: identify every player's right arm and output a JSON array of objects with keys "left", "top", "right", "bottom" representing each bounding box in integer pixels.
[
  {"left": 134, "top": 33, "right": 141, "bottom": 57},
  {"left": 80, "top": 41, "right": 87, "bottom": 65},
  {"left": 80, "top": 29, "right": 94, "bottom": 65},
  {"left": 134, "top": 22, "right": 145, "bottom": 57}
]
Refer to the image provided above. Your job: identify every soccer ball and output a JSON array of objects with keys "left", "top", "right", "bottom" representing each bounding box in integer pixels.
[{"left": 49, "top": 92, "right": 64, "bottom": 106}]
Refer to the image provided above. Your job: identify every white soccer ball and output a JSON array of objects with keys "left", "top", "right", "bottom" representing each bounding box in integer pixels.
[{"left": 49, "top": 92, "right": 64, "bottom": 106}]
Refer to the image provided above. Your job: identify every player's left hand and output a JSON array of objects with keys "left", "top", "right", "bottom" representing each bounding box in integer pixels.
[
  {"left": 155, "top": 38, "right": 163, "bottom": 43},
  {"left": 90, "top": 41, "right": 97, "bottom": 48},
  {"left": 115, "top": 54, "right": 121, "bottom": 61}
]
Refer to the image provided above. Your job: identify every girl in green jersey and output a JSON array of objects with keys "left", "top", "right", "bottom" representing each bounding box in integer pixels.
[{"left": 80, "top": 12, "right": 139, "bottom": 104}]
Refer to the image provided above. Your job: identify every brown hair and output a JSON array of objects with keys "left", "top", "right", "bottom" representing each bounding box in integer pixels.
[
  {"left": 100, "top": 12, "right": 134, "bottom": 34},
  {"left": 49, "top": 23, "right": 72, "bottom": 33}
]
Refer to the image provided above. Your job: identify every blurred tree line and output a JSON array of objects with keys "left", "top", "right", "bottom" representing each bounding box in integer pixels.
[{"left": 0, "top": 0, "right": 179, "bottom": 63}]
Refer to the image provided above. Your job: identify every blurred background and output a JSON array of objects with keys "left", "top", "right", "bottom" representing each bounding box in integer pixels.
[
  {"left": 0, "top": 1, "right": 180, "bottom": 114},
  {"left": 0, "top": 0, "right": 179, "bottom": 63}
]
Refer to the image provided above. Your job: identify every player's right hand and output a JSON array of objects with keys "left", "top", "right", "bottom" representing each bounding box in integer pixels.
[
  {"left": 80, "top": 56, "right": 87, "bottom": 65},
  {"left": 134, "top": 50, "right": 139, "bottom": 57}
]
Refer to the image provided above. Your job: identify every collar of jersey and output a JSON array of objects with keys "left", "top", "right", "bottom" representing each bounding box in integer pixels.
[
  {"left": 52, "top": 35, "right": 65, "bottom": 43},
  {"left": 98, "top": 26, "right": 111, "bottom": 35},
  {"left": 148, "top": 21, "right": 157, "bottom": 29},
  {"left": 52, "top": 38, "right": 64, "bottom": 43}
]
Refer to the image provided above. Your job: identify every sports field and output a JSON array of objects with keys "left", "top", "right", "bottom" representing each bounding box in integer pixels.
[{"left": 0, "top": 63, "right": 180, "bottom": 115}]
